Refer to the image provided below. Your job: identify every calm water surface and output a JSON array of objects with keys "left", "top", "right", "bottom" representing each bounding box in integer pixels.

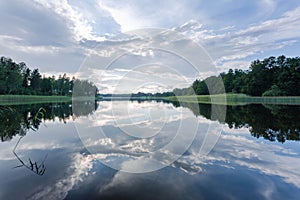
[{"left": 0, "top": 101, "right": 299, "bottom": 200}]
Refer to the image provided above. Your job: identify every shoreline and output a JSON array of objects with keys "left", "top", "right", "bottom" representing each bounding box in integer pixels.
[
  {"left": 1, "top": 94, "right": 300, "bottom": 105},
  {"left": 163, "top": 94, "right": 300, "bottom": 105},
  {"left": 0, "top": 95, "right": 96, "bottom": 105},
  {"left": 0, "top": 95, "right": 72, "bottom": 105}
]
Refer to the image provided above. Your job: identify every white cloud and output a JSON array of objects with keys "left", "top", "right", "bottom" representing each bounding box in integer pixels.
[
  {"left": 75, "top": 28, "right": 216, "bottom": 93},
  {"left": 97, "top": 0, "right": 204, "bottom": 32},
  {"left": 74, "top": 100, "right": 202, "bottom": 172},
  {"left": 0, "top": 0, "right": 299, "bottom": 83},
  {"left": 207, "top": 131, "right": 300, "bottom": 188},
  {"left": 0, "top": 0, "right": 121, "bottom": 72},
  {"left": 176, "top": 7, "right": 300, "bottom": 70},
  {"left": 29, "top": 153, "right": 94, "bottom": 200},
  {"left": 32, "top": 0, "right": 108, "bottom": 42}
]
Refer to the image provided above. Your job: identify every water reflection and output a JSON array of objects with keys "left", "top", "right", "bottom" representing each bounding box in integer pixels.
[
  {"left": 1, "top": 100, "right": 298, "bottom": 143},
  {"left": 13, "top": 136, "right": 47, "bottom": 176},
  {"left": 170, "top": 102, "right": 300, "bottom": 143},
  {"left": 0, "top": 101, "right": 300, "bottom": 199},
  {"left": 75, "top": 100, "right": 206, "bottom": 173},
  {"left": 0, "top": 101, "right": 98, "bottom": 142}
]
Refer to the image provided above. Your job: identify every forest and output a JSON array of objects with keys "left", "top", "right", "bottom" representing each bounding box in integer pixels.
[
  {"left": 0, "top": 56, "right": 98, "bottom": 96},
  {"left": 1, "top": 55, "right": 299, "bottom": 97},
  {"left": 173, "top": 55, "right": 300, "bottom": 96}
]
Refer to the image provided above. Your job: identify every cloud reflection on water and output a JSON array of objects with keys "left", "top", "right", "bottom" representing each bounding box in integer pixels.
[{"left": 0, "top": 101, "right": 300, "bottom": 199}]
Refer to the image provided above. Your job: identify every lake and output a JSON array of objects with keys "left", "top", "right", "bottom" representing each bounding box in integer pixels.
[{"left": 0, "top": 100, "right": 300, "bottom": 200}]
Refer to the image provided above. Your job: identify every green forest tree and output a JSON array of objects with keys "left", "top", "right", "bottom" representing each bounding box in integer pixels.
[
  {"left": 0, "top": 56, "right": 98, "bottom": 96},
  {"left": 174, "top": 55, "right": 300, "bottom": 96}
]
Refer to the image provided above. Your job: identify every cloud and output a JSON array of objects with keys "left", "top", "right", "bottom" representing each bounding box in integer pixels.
[
  {"left": 175, "top": 7, "right": 300, "bottom": 70},
  {"left": 97, "top": 0, "right": 282, "bottom": 32},
  {"left": 98, "top": 0, "right": 207, "bottom": 31},
  {"left": 0, "top": 0, "right": 299, "bottom": 85},
  {"left": 0, "top": 0, "right": 73, "bottom": 46},
  {"left": 0, "top": 0, "right": 120, "bottom": 72},
  {"left": 78, "top": 100, "right": 187, "bottom": 128},
  {"left": 197, "top": 130, "right": 300, "bottom": 188},
  {"left": 2, "top": 101, "right": 300, "bottom": 199},
  {"left": 75, "top": 28, "right": 216, "bottom": 93},
  {"left": 31, "top": 0, "right": 121, "bottom": 42},
  {"left": 97, "top": 120, "right": 300, "bottom": 197},
  {"left": 28, "top": 153, "right": 94, "bottom": 200},
  {"left": 74, "top": 100, "right": 201, "bottom": 172}
]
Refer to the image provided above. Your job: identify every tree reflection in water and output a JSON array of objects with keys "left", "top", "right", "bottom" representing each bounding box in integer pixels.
[
  {"left": 0, "top": 101, "right": 97, "bottom": 176},
  {"left": 169, "top": 101, "right": 300, "bottom": 143},
  {"left": 0, "top": 101, "right": 98, "bottom": 142},
  {"left": 0, "top": 100, "right": 299, "bottom": 150}
]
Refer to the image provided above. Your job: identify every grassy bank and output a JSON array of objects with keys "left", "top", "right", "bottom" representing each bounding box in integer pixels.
[
  {"left": 2, "top": 94, "right": 300, "bottom": 105},
  {"left": 164, "top": 94, "right": 300, "bottom": 105},
  {"left": 0, "top": 95, "right": 72, "bottom": 105}
]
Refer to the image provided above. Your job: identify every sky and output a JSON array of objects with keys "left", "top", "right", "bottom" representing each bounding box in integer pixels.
[{"left": 1, "top": 0, "right": 300, "bottom": 93}]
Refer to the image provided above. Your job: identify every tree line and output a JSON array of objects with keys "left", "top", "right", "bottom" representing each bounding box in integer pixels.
[
  {"left": 173, "top": 55, "right": 300, "bottom": 96},
  {"left": 0, "top": 56, "right": 98, "bottom": 96}
]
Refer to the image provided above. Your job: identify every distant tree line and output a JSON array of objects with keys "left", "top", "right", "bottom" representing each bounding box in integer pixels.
[
  {"left": 0, "top": 56, "right": 98, "bottom": 96},
  {"left": 173, "top": 55, "right": 300, "bottom": 96},
  {"left": 131, "top": 92, "right": 175, "bottom": 98},
  {"left": 98, "top": 92, "right": 176, "bottom": 99}
]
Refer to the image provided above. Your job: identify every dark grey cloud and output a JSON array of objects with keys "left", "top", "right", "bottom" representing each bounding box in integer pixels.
[
  {"left": 0, "top": 0, "right": 121, "bottom": 73},
  {"left": 0, "top": 0, "right": 73, "bottom": 46}
]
